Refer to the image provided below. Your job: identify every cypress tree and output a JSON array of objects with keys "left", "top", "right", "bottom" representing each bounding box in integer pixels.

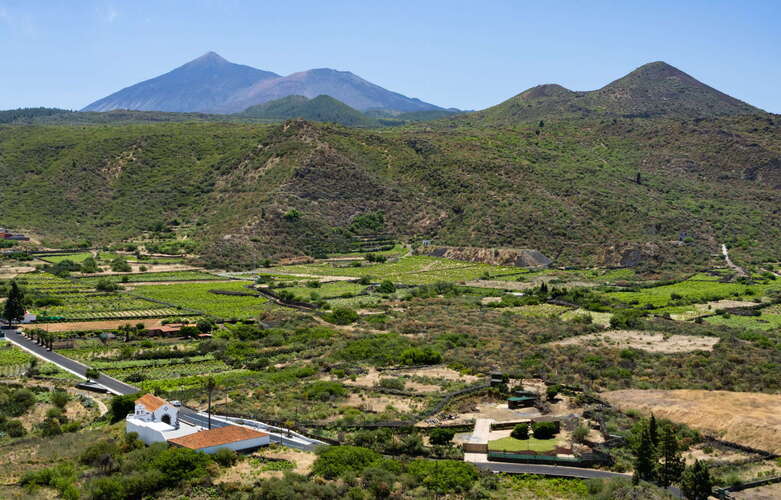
[
  {"left": 634, "top": 426, "right": 656, "bottom": 481},
  {"left": 649, "top": 413, "right": 659, "bottom": 447},
  {"left": 681, "top": 460, "right": 712, "bottom": 500},
  {"left": 3, "top": 281, "right": 25, "bottom": 327},
  {"left": 657, "top": 426, "right": 685, "bottom": 487}
]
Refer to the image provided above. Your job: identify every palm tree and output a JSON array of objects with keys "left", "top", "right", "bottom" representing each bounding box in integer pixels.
[{"left": 205, "top": 376, "right": 216, "bottom": 429}]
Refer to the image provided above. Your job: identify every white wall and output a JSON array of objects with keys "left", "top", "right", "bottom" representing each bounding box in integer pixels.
[
  {"left": 198, "top": 435, "right": 270, "bottom": 454},
  {"left": 126, "top": 418, "right": 169, "bottom": 445}
]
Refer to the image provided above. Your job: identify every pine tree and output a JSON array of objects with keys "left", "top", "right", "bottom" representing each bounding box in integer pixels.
[
  {"left": 634, "top": 426, "right": 657, "bottom": 481},
  {"left": 681, "top": 460, "right": 712, "bottom": 500},
  {"left": 3, "top": 281, "right": 25, "bottom": 327},
  {"left": 657, "top": 426, "right": 685, "bottom": 487}
]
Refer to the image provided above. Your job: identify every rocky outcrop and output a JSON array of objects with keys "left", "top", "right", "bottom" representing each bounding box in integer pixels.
[{"left": 419, "top": 246, "right": 551, "bottom": 268}]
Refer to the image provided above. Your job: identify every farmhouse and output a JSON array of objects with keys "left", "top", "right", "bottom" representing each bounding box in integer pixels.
[{"left": 125, "top": 394, "right": 197, "bottom": 445}]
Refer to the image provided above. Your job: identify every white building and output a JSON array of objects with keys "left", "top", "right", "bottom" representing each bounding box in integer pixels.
[
  {"left": 126, "top": 394, "right": 195, "bottom": 445},
  {"left": 125, "top": 394, "right": 270, "bottom": 453}
]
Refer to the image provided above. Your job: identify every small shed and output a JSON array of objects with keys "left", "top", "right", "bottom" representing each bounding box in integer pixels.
[{"left": 507, "top": 396, "right": 537, "bottom": 409}]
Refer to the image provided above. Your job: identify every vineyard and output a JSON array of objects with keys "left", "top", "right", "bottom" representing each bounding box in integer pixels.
[
  {"left": 16, "top": 272, "right": 193, "bottom": 322},
  {"left": 132, "top": 281, "right": 271, "bottom": 319},
  {"left": 77, "top": 270, "right": 224, "bottom": 284}
]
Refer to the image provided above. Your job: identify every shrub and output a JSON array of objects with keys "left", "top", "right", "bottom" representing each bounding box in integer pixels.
[
  {"left": 312, "top": 446, "right": 381, "bottom": 479},
  {"left": 377, "top": 280, "right": 396, "bottom": 294},
  {"left": 3, "top": 419, "right": 25, "bottom": 437},
  {"left": 378, "top": 377, "right": 405, "bottom": 391},
  {"left": 110, "top": 257, "right": 132, "bottom": 273},
  {"left": 610, "top": 309, "right": 644, "bottom": 329},
  {"left": 407, "top": 459, "right": 479, "bottom": 494},
  {"left": 212, "top": 447, "right": 238, "bottom": 467},
  {"left": 511, "top": 423, "right": 529, "bottom": 440},
  {"left": 430, "top": 428, "right": 457, "bottom": 445},
  {"left": 303, "top": 381, "right": 346, "bottom": 401},
  {"left": 399, "top": 347, "right": 442, "bottom": 366},
  {"left": 324, "top": 307, "right": 359, "bottom": 325},
  {"left": 532, "top": 421, "right": 560, "bottom": 439},
  {"left": 108, "top": 393, "right": 140, "bottom": 423},
  {"left": 95, "top": 279, "right": 120, "bottom": 292},
  {"left": 51, "top": 389, "right": 70, "bottom": 409}
]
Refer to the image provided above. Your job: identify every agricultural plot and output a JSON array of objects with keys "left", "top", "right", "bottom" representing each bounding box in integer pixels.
[
  {"left": 272, "top": 281, "right": 367, "bottom": 301},
  {"left": 0, "top": 344, "right": 34, "bottom": 376},
  {"left": 17, "top": 272, "right": 183, "bottom": 322},
  {"left": 132, "top": 281, "right": 271, "bottom": 319},
  {"left": 38, "top": 252, "right": 94, "bottom": 264},
  {"left": 704, "top": 308, "right": 781, "bottom": 331},
  {"left": 603, "top": 275, "right": 780, "bottom": 310},
  {"left": 77, "top": 270, "right": 223, "bottom": 284},
  {"left": 264, "top": 255, "right": 528, "bottom": 285}
]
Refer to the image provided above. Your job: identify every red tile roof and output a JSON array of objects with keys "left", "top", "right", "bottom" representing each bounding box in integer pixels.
[
  {"left": 135, "top": 393, "right": 167, "bottom": 412},
  {"left": 168, "top": 425, "right": 267, "bottom": 450}
]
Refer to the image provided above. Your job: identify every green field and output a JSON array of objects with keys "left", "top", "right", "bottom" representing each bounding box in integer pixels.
[
  {"left": 39, "top": 252, "right": 94, "bottom": 264},
  {"left": 704, "top": 309, "right": 781, "bottom": 331},
  {"left": 488, "top": 436, "right": 559, "bottom": 452},
  {"left": 604, "top": 275, "right": 781, "bottom": 309},
  {"left": 272, "top": 281, "right": 367, "bottom": 301},
  {"left": 132, "top": 281, "right": 270, "bottom": 318}
]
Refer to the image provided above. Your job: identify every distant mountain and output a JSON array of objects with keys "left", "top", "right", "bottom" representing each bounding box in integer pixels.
[
  {"left": 469, "top": 61, "right": 762, "bottom": 124},
  {"left": 82, "top": 52, "right": 280, "bottom": 113},
  {"left": 238, "top": 95, "right": 379, "bottom": 127},
  {"left": 83, "top": 52, "right": 442, "bottom": 114},
  {"left": 220, "top": 68, "right": 441, "bottom": 114}
]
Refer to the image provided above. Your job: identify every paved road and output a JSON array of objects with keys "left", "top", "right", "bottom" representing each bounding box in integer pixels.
[
  {"left": 474, "top": 461, "right": 628, "bottom": 479},
  {"left": 178, "top": 408, "right": 229, "bottom": 429},
  {"left": 4, "top": 329, "right": 138, "bottom": 395},
  {"left": 475, "top": 462, "right": 682, "bottom": 497}
]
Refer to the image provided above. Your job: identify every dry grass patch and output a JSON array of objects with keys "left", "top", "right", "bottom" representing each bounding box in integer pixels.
[
  {"left": 549, "top": 330, "right": 719, "bottom": 353},
  {"left": 601, "top": 389, "right": 781, "bottom": 454}
]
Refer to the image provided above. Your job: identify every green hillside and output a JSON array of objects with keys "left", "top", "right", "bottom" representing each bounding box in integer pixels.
[
  {"left": 238, "top": 95, "right": 379, "bottom": 127},
  {"left": 462, "top": 62, "right": 762, "bottom": 125},
  {"left": 1, "top": 111, "right": 780, "bottom": 269}
]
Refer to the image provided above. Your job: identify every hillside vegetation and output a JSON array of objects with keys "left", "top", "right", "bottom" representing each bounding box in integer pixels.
[{"left": 1, "top": 111, "right": 779, "bottom": 269}]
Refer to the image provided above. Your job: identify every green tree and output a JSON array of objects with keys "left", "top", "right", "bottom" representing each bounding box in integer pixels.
[
  {"left": 430, "top": 428, "right": 457, "bottom": 445},
  {"left": 80, "top": 256, "right": 99, "bottom": 273},
  {"left": 681, "top": 460, "right": 713, "bottom": 500},
  {"left": 531, "top": 421, "right": 559, "bottom": 439},
  {"left": 324, "top": 307, "right": 359, "bottom": 325},
  {"left": 649, "top": 414, "right": 659, "bottom": 447},
  {"left": 85, "top": 367, "right": 100, "bottom": 380},
  {"left": 657, "top": 426, "right": 685, "bottom": 487},
  {"left": 3, "top": 281, "right": 25, "bottom": 326},
  {"left": 634, "top": 426, "right": 657, "bottom": 482},
  {"left": 110, "top": 257, "right": 131, "bottom": 272}
]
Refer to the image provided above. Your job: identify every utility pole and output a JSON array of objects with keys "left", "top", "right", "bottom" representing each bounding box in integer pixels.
[{"left": 206, "top": 376, "right": 216, "bottom": 430}]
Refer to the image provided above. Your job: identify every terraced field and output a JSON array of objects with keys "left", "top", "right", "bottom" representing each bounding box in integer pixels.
[
  {"left": 264, "top": 255, "right": 528, "bottom": 285},
  {"left": 77, "top": 270, "right": 223, "bottom": 284},
  {"left": 272, "top": 281, "right": 367, "bottom": 301},
  {"left": 38, "top": 252, "right": 94, "bottom": 264}
]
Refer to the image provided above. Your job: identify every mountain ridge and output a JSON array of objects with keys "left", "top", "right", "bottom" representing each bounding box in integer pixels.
[
  {"left": 82, "top": 52, "right": 442, "bottom": 114},
  {"left": 465, "top": 61, "right": 762, "bottom": 124}
]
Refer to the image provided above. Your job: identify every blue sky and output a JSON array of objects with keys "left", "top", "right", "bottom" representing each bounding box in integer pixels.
[{"left": 1, "top": 0, "right": 779, "bottom": 112}]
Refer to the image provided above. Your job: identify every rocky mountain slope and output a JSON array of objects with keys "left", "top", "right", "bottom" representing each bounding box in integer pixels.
[{"left": 82, "top": 52, "right": 279, "bottom": 113}]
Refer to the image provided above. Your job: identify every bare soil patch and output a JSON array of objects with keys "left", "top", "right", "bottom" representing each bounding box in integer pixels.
[
  {"left": 601, "top": 389, "right": 781, "bottom": 454},
  {"left": 343, "top": 392, "right": 422, "bottom": 413},
  {"left": 550, "top": 330, "right": 719, "bottom": 353},
  {"left": 671, "top": 299, "right": 759, "bottom": 320},
  {"left": 22, "top": 318, "right": 170, "bottom": 332}
]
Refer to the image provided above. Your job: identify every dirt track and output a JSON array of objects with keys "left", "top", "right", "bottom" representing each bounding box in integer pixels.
[{"left": 601, "top": 389, "right": 781, "bottom": 454}]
